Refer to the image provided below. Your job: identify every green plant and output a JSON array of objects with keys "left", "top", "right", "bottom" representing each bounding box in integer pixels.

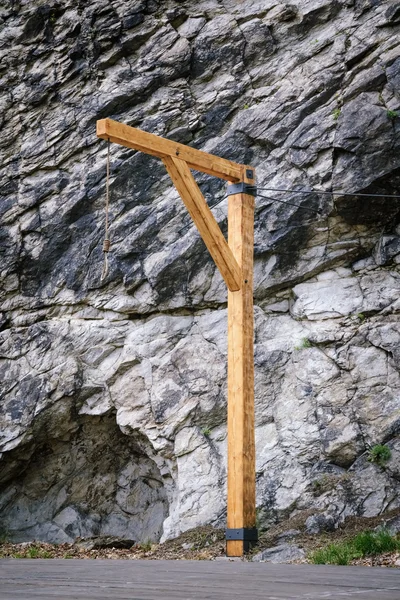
[
  {"left": 312, "top": 479, "right": 323, "bottom": 494},
  {"left": 294, "top": 338, "right": 312, "bottom": 351},
  {"left": 353, "top": 529, "right": 398, "bottom": 556},
  {"left": 368, "top": 444, "right": 391, "bottom": 466},
  {"left": 311, "top": 473, "right": 351, "bottom": 497},
  {"left": 201, "top": 427, "right": 211, "bottom": 437},
  {"left": 357, "top": 313, "right": 365, "bottom": 321},
  {"left": 49, "top": 9, "right": 57, "bottom": 24},
  {"left": 311, "top": 543, "right": 354, "bottom": 565},
  {"left": 27, "top": 546, "right": 39, "bottom": 558},
  {"left": 332, "top": 108, "right": 341, "bottom": 120},
  {"left": 311, "top": 474, "right": 340, "bottom": 496},
  {"left": 138, "top": 540, "right": 152, "bottom": 552},
  {"left": 310, "top": 530, "right": 400, "bottom": 565},
  {"left": 387, "top": 110, "right": 398, "bottom": 120}
]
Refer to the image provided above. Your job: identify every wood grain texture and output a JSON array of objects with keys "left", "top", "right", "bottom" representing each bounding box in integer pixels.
[
  {"left": 226, "top": 190, "right": 255, "bottom": 557},
  {"left": 162, "top": 156, "right": 242, "bottom": 292},
  {"left": 97, "top": 118, "right": 245, "bottom": 182},
  {"left": 96, "top": 119, "right": 257, "bottom": 557}
]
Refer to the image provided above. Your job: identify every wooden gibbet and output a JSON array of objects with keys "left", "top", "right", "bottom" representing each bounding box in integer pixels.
[{"left": 97, "top": 119, "right": 257, "bottom": 556}]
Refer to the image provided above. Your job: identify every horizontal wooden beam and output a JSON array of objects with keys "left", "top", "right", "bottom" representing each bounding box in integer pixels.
[
  {"left": 97, "top": 118, "right": 243, "bottom": 182},
  {"left": 163, "top": 156, "right": 242, "bottom": 291}
]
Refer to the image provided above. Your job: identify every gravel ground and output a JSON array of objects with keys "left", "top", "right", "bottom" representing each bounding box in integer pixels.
[{"left": 1, "top": 510, "right": 400, "bottom": 566}]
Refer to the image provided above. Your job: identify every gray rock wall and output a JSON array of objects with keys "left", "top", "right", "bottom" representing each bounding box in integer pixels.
[{"left": 1, "top": 0, "right": 400, "bottom": 542}]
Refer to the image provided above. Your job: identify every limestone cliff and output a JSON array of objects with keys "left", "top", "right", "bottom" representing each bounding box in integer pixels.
[{"left": 1, "top": 0, "right": 400, "bottom": 542}]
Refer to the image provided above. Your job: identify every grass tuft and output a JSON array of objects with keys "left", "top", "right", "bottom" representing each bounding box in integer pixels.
[
  {"left": 368, "top": 444, "right": 391, "bottom": 467},
  {"left": 312, "top": 543, "right": 354, "bottom": 565},
  {"left": 27, "top": 546, "right": 39, "bottom": 558},
  {"left": 353, "top": 529, "right": 399, "bottom": 556},
  {"left": 294, "top": 338, "right": 312, "bottom": 351},
  {"left": 310, "top": 529, "right": 400, "bottom": 565}
]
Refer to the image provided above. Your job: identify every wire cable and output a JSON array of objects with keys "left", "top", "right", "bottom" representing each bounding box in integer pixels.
[
  {"left": 176, "top": 194, "right": 229, "bottom": 236},
  {"left": 257, "top": 193, "right": 321, "bottom": 214},
  {"left": 177, "top": 189, "right": 327, "bottom": 237},
  {"left": 256, "top": 187, "right": 400, "bottom": 199},
  {"left": 176, "top": 190, "right": 323, "bottom": 240}
]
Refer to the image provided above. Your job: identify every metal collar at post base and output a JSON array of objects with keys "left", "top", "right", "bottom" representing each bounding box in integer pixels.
[
  {"left": 226, "top": 528, "right": 258, "bottom": 553},
  {"left": 226, "top": 183, "right": 257, "bottom": 197}
]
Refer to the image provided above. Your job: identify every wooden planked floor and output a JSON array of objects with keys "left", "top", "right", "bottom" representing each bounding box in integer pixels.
[{"left": 0, "top": 559, "right": 399, "bottom": 600}]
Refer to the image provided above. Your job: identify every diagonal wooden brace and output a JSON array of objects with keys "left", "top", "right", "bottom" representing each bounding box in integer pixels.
[
  {"left": 96, "top": 119, "right": 257, "bottom": 557},
  {"left": 162, "top": 156, "right": 242, "bottom": 292}
]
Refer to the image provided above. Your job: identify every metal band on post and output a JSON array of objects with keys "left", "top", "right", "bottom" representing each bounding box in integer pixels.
[
  {"left": 225, "top": 528, "right": 258, "bottom": 542},
  {"left": 226, "top": 528, "right": 258, "bottom": 553},
  {"left": 226, "top": 183, "right": 257, "bottom": 197},
  {"left": 96, "top": 119, "right": 258, "bottom": 558}
]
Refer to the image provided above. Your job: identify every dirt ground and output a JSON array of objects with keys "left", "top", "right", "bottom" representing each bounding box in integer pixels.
[{"left": 1, "top": 509, "right": 400, "bottom": 566}]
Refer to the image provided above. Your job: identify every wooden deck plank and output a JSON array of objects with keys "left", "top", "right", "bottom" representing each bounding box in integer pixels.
[{"left": 0, "top": 560, "right": 399, "bottom": 600}]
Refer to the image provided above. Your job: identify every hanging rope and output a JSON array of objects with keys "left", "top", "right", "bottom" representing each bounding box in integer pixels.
[{"left": 101, "top": 138, "right": 111, "bottom": 281}]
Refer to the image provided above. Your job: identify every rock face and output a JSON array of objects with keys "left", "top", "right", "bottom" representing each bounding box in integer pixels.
[
  {"left": 0, "top": 406, "right": 168, "bottom": 543},
  {"left": 1, "top": 0, "right": 400, "bottom": 542},
  {"left": 252, "top": 544, "right": 305, "bottom": 563}
]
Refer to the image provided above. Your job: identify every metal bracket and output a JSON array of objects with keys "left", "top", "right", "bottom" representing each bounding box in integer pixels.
[
  {"left": 226, "top": 183, "right": 257, "bottom": 197},
  {"left": 225, "top": 528, "right": 258, "bottom": 542}
]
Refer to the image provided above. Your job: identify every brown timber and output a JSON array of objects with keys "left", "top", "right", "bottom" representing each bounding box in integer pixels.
[
  {"left": 96, "top": 119, "right": 256, "bottom": 557},
  {"left": 162, "top": 156, "right": 241, "bottom": 292},
  {"left": 226, "top": 184, "right": 256, "bottom": 557},
  {"left": 97, "top": 118, "right": 243, "bottom": 182}
]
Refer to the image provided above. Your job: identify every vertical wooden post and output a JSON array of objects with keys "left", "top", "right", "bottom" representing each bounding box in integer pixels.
[
  {"left": 226, "top": 170, "right": 256, "bottom": 557},
  {"left": 96, "top": 120, "right": 258, "bottom": 556}
]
